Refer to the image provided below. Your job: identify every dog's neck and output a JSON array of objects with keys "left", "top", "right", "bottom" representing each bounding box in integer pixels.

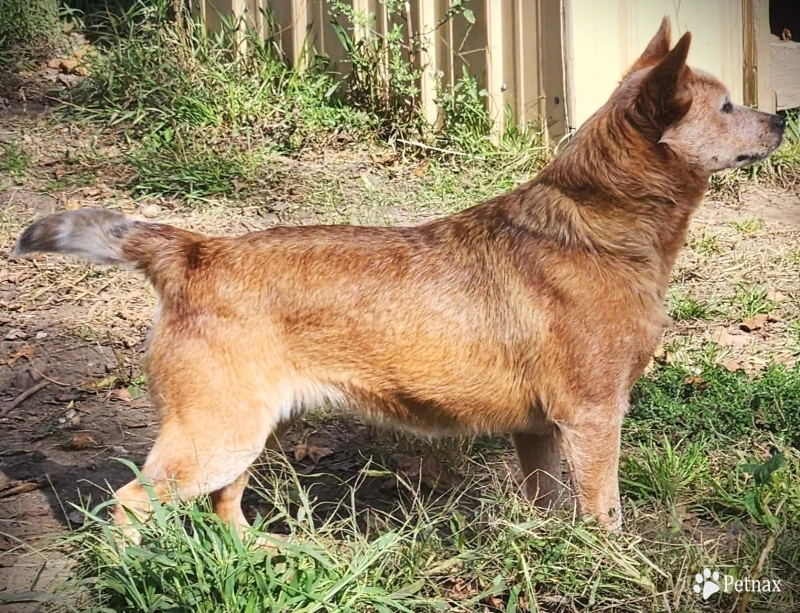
[{"left": 525, "top": 111, "right": 709, "bottom": 284}]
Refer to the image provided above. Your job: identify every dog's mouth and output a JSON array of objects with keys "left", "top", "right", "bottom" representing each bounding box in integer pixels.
[
  {"left": 733, "top": 152, "right": 768, "bottom": 167},
  {"left": 735, "top": 153, "right": 762, "bottom": 165}
]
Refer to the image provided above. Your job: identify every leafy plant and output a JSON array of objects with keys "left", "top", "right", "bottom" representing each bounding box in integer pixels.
[
  {"left": 710, "top": 449, "right": 790, "bottom": 531},
  {"left": 328, "top": 0, "right": 424, "bottom": 141}
]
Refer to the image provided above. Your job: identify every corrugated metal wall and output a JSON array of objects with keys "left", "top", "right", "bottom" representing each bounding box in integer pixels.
[
  {"left": 190, "top": 0, "right": 567, "bottom": 137},
  {"left": 191, "top": 0, "right": 758, "bottom": 137}
]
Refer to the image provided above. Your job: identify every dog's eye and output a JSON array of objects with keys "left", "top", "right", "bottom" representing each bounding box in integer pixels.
[{"left": 722, "top": 102, "right": 733, "bottom": 114}]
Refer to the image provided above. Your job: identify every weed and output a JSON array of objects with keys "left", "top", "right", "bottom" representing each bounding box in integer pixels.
[
  {"left": 0, "top": 142, "right": 32, "bottom": 184},
  {"left": 727, "top": 217, "right": 765, "bottom": 237},
  {"left": 436, "top": 67, "right": 493, "bottom": 154},
  {"left": 328, "top": 0, "right": 424, "bottom": 141},
  {"left": 729, "top": 283, "right": 777, "bottom": 319},
  {"left": 127, "top": 128, "right": 265, "bottom": 199},
  {"left": 61, "top": 0, "right": 549, "bottom": 200},
  {"left": 46, "top": 445, "right": 799, "bottom": 613},
  {"left": 708, "top": 448, "right": 794, "bottom": 532},
  {"left": 126, "top": 372, "right": 148, "bottom": 400},
  {"left": 668, "top": 290, "right": 713, "bottom": 321},
  {"left": 689, "top": 232, "right": 722, "bottom": 255}
]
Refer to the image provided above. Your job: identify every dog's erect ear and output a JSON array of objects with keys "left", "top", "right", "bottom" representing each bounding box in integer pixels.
[
  {"left": 625, "top": 16, "right": 671, "bottom": 76},
  {"left": 634, "top": 31, "right": 692, "bottom": 137}
]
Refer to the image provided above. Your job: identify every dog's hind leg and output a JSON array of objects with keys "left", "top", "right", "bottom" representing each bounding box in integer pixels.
[
  {"left": 558, "top": 413, "right": 623, "bottom": 531},
  {"left": 110, "top": 415, "right": 272, "bottom": 544},
  {"left": 210, "top": 424, "right": 292, "bottom": 536},
  {"left": 512, "top": 426, "right": 565, "bottom": 509},
  {"left": 211, "top": 470, "right": 251, "bottom": 532}
]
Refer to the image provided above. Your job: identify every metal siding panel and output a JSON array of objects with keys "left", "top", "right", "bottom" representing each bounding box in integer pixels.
[{"left": 569, "top": 0, "right": 744, "bottom": 127}]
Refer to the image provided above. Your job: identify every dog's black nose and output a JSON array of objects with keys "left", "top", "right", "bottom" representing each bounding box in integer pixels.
[{"left": 771, "top": 114, "right": 786, "bottom": 130}]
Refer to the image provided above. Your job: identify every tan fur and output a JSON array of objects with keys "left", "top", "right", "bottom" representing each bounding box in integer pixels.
[{"left": 16, "top": 17, "right": 785, "bottom": 536}]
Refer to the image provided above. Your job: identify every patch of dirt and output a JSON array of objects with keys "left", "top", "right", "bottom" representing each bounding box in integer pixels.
[{"left": 699, "top": 184, "right": 800, "bottom": 225}]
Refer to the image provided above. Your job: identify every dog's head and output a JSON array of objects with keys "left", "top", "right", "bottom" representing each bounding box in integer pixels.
[{"left": 621, "top": 17, "right": 784, "bottom": 174}]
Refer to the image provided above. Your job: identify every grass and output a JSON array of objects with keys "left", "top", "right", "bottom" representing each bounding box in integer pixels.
[
  {"left": 668, "top": 291, "right": 714, "bottom": 322},
  {"left": 0, "top": 0, "right": 62, "bottom": 69},
  {"left": 1, "top": 363, "right": 798, "bottom": 612},
  {"left": 727, "top": 217, "right": 765, "bottom": 237},
  {"left": 127, "top": 130, "right": 266, "bottom": 199},
  {"left": 52, "top": 0, "right": 547, "bottom": 202},
  {"left": 629, "top": 361, "right": 800, "bottom": 448},
  {"left": 17, "top": 432, "right": 796, "bottom": 613},
  {"left": 729, "top": 284, "right": 778, "bottom": 320},
  {"left": 0, "top": 142, "right": 32, "bottom": 185}
]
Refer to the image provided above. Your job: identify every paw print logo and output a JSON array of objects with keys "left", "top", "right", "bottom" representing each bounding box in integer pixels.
[{"left": 693, "top": 568, "right": 721, "bottom": 600}]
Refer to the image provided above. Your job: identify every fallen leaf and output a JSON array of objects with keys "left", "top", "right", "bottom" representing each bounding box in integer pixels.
[
  {"left": 7, "top": 344, "right": 34, "bottom": 366},
  {"left": 740, "top": 314, "right": 768, "bottom": 332},
  {"left": 63, "top": 406, "right": 81, "bottom": 429},
  {"left": 60, "top": 433, "right": 99, "bottom": 450},
  {"left": 394, "top": 453, "right": 460, "bottom": 491},
  {"left": 80, "top": 375, "right": 118, "bottom": 391},
  {"left": 0, "top": 480, "right": 42, "bottom": 498},
  {"left": 421, "top": 454, "right": 460, "bottom": 490},
  {"left": 293, "top": 443, "right": 334, "bottom": 464},
  {"left": 63, "top": 198, "right": 81, "bottom": 211},
  {"left": 766, "top": 290, "right": 785, "bottom": 303},
  {"left": 683, "top": 375, "right": 708, "bottom": 389},
  {"left": 59, "top": 57, "right": 80, "bottom": 72},
  {"left": 293, "top": 444, "right": 307, "bottom": 462},
  {"left": 710, "top": 326, "right": 750, "bottom": 348},
  {"left": 674, "top": 503, "right": 696, "bottom": 522},
  {"left": 4, "top": 328, "right": 27, "bottom": 341},
  {"left": 720, "top": 357, "right": 743, "bottom": 372},
  {"left": 111, "top": 387, "right": 133, "bottom": 403}
]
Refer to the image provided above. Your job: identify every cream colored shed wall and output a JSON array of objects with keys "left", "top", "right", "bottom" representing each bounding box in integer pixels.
[{"left": 569, "top": 0, "right": 743, "bottom": 129}]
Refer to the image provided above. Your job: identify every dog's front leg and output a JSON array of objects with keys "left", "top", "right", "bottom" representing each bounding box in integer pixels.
[
  {"left": 557, "top": 412, "right": 624, "bottom": 531},
  {"left": 512, "top": 426, "right": 564, "bottom": 509}
]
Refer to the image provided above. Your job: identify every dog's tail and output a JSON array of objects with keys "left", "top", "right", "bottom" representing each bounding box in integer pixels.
[{"left": 12, "top": 208, "right": 201, "bottom": 290}]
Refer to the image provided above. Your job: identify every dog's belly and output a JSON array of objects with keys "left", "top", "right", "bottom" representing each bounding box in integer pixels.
[
  {"left": 345, "top": 386, "right": 537, "bottom": 436},
  {"left": 273, "top": 361, "right": 540, "bottom": 436}
]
